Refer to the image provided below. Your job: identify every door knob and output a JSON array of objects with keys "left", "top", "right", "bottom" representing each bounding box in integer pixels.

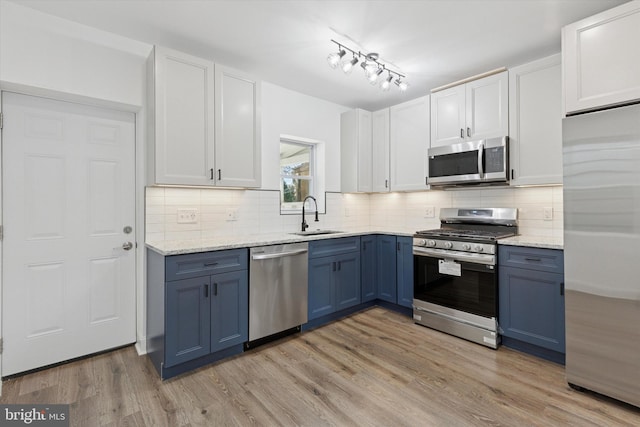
[{"left": 122, "top": 242, "right": 134, "bottom": 251}]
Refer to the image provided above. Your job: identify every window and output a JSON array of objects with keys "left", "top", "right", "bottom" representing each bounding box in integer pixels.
[{"left": 280, "top": 139, "right": 315, "bottom": 212}]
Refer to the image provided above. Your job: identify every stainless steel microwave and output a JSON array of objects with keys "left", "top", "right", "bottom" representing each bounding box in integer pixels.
[{"left": 427, "top": 136, "right": 509, "bottom": 187}]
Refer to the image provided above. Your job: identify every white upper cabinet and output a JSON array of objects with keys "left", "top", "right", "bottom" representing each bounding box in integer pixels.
[
  {"left": 390, "top": 96, "right": 430, "bottom": 191},
  {"left": 340, "top": 109, "right": 372, "bottom": 193},
  {"left": 149, "top": 46, "right": 215, "bottom": 186},
  {"left": 372, "top": 108, "right": 390, "bottom": 193},
  {"left": 430, "top": 85, "right": 466, "bottom": 146},
  {"left": 509, "top": 54, "right": 563, "bottom": 186},
  {"left": 214, "top": 65, "right": 261, "bottom": 188},
  {"left": 431, "top": 71, "right": 508, "bottom": 147},
  {"left": 563, "top": 1, "right": 640, "bottom": 115},
  {"left": 148, "top": 47, "right": 261, "bottom": 187}
]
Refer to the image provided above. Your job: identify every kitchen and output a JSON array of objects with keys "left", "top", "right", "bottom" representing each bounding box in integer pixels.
[{"left": 1, "top": 0, "right": 640, "bottom": 425}]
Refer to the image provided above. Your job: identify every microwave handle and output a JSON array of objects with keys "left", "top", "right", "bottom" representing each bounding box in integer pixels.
[{"left": 477, "top": 142, "right": 484, "bottom": 178}]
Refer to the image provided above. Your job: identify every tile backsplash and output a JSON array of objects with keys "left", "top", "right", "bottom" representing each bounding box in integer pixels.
[{"left": 146, "top": 186, "right": 563, "bottom": 242}]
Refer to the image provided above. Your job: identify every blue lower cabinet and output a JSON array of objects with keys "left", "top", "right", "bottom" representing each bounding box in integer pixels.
[
  {"left": 165, "top": 277, "right": 211, "bottom": 367},
  {"left": 308, "top": 238, "right": 361, "bottom": 320},
  {"left": 396, "top": 236, "right": 414, "bottom": 308},
  {"left": 377, "top": 235, "right": 397, "bottom": 303},
  {"left": 309, "top": 256, "right": 336, "bottom": 320},
  {"left": 147, "top": 248, "right": 249, "bottom": 379},
  {"left": 360, "top": 236, "right": 377, "bottom": 302},
  {"left": 210, "top": 270, "right": 248, "bottom": 353},
  {"left": 335, "top": 252, "right": 361, "bottom": 311},
  {"left": 498, "top": 246, "right": 565, "bottom": 363}
]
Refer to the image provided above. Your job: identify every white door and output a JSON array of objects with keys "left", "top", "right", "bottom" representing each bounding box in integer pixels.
[{"left": 2, "top": 92, "right": 136, "bottom": 376}]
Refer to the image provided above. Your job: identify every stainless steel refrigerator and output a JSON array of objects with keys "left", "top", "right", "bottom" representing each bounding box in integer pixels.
[{"left": 563, "top": 103, "right": 640, "bottom": 408}]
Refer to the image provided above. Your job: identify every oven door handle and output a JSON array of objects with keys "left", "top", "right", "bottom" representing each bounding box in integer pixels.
[
  {"left": 413, "top": 305, "right": 496, "bottom": 332},
  {"left": 413, "top": 247, "right": 495, "bottom": 266}
]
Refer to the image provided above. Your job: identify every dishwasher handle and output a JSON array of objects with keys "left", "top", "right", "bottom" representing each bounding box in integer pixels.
[{"left": 251, "top": 248, "right": 308, "bottom": 261}]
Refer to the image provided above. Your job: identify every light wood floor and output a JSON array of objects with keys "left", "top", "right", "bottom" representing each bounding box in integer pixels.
[{"left": 2, "top": 307, "right": 640, "bottom": 426}]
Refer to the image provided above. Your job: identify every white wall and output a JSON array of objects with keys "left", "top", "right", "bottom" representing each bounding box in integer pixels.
[
  {"left": 0, "top": 1, "right": 151, "bottom": 106},
  {"left": 261, "top": 82, "right": 351, "bottom": 192}
]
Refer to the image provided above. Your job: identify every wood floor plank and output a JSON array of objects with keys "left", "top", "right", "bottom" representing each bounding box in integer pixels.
[{"left": 2, "top": 306, "right": 640, "bottom": 426}]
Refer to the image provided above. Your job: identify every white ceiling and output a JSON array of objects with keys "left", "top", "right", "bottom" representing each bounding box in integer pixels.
[{"left": 13, "top": 0, "right": 628, "bottom": 111}]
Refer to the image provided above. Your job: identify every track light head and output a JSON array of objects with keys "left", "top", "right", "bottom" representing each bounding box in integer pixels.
[
  {"left": 381, "top": 73, "right": 394, "bottom": 91},
  {"left": 327, "top": 48, "right": 346, "bottom": 69},
  {"left": 368, "top": 67, "right": 384, "bottom": 84},
  {"left": 341, "top": 55, "right": 359, "bottom": 74},
  {"left": 395, "top": 78, "right": 409, "bottom": 92}
]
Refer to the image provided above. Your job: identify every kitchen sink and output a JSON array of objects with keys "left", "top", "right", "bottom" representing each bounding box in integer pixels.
[{"left": 291, "top": 230, "right": 343, "bottom": 236}]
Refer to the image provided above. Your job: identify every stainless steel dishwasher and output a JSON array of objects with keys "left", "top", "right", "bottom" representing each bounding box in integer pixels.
[{"left": 248, "top": 242, "right": 308, "bottom": 346}]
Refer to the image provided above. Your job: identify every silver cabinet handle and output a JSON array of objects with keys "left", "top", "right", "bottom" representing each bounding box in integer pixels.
[
  {"left": 467, "top": 127, "right": 471, "bottom": 137},
  {"left": 122, "top": 242, "right": 133, "bottom": 251},
  {"left": 251, "top": 249, "right": 308, "bottom": 260},
  {"left": 460, "top": 128, "right": 464, "bottom": 138}
]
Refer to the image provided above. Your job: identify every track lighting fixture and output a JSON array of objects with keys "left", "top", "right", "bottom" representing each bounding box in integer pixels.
[{"left": 327, "top": 39, "right": 408, "bottom": 93}]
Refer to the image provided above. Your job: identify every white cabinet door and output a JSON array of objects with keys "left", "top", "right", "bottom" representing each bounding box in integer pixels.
[
  {"left": 152, "top": 46, "right": 215, "bottom": 185},
  {"left": 390, "top": 96, "right": 430, "bottom": 191},
  {"left": 214, "top": 65, "right": 261, "bottom": 188},
  {"left": 372, "top": 108, "right": 390, "bottom": 192},
  {"left": 563, "top": 1, "right": 640, "bottom": 115},
  {"left": 430, "top": 85, "right": 465, "bottom": 147},
  {"left": 509, "top": 55, "right": 563, "bottom": 186},
  {"left": 465, "top": 71, "right": 509, "bottom": 140},
  {"left": 430, "top": 71, "right": 508, "bottom": 147},
  {"left": 340, "top": 109, "right": 372, "bottom": 192}
]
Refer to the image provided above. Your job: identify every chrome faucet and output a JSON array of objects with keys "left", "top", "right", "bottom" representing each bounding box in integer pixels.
[{"left": 301, "top": 195, "right": 319, "bottom": 232}]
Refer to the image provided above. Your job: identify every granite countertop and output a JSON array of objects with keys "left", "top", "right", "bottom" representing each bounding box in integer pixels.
[
  {"left": 499, "top": 235, "right": 563, "bottom": 250},
  {"left": 146, "top": 228, "right": 415, "bottom": 256},
  {"left": 147, "top": 229, "right": 564, "bottom": 256}
]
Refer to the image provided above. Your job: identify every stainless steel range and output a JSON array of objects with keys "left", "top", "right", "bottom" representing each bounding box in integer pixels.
[{"left": 413, "top": 208, "right": 518, "bottom": 349}]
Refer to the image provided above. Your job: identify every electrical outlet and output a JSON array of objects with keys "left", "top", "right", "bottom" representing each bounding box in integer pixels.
[
  {"left": 425, "top": 206, "right": 435, "bottom": 218},
  {"left": 177, "top": 209, "right": 198, "bottom": 224},
  {"left": 226, "top": 208, "right": 239, "bottom": 221},
  {"left": 543, "top": 207, "right": 553, "bottom": 221}
]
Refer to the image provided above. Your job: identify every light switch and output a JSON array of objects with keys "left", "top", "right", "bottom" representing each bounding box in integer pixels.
[{"left": 177, "top": 209, "right": 198, "bottom": 224}]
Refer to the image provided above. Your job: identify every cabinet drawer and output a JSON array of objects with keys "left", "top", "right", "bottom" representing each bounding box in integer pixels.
[
  {"left": 499, "top": 246, "right": 563, "bottom": 274},
  {"left": 166, "top": 248, "right": 248, "bottom": 281},
  {"left": 309, "top": 237, "right": 360, "bottom": 259}
]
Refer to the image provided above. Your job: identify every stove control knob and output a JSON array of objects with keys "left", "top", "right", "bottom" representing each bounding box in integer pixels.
[
  {"left": 474, "top": 245, "right": 484, "bottom": 252},
  {"left": 419, "top": 239, "right": 427, "bottom": 246},
  {"left": 444, "top": 241, "right": 453, "bottom": 249},
  {"left": 427, "top": 240, "right": 437, "bottom": 247},
  {"left": 462, "top": 243, "right": 471, "bottom": 251}
]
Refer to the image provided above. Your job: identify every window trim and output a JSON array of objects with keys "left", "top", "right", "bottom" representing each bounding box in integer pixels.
[{"left": 279, "top": 135, "right": 321, "bottom": 214}]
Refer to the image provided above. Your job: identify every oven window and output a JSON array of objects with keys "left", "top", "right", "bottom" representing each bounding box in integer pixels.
[
  {"left": 414, "top": 255, "right": 496, "bottom": 318},
  {"left": 429, "top": 150, "right": 479, "bottom": 178}
]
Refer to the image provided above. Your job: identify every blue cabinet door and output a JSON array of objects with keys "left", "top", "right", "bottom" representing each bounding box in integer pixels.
[
  {"left": 210, "top": 270, "right": 248, "bottom": 353},
  {"left": 308, "top": 256, "right": 335, "bottom": 320},
  {"left": 499, "top": 266, "right": 565, "bottom": 353},
  {"left": 377, "top": 235, "right": 397, "bottom": 303},
  {"left": 335, "top": 251, "right": 361, "bottom": 311},
  {"left": 396, "top": 236, "right": 414, "bottom": 308},
  {"left": 360, "top": 236, "right": 377, "bottom": 302},
  {"left": 165, "top": 277, "right": 211, "bottom": 367}
]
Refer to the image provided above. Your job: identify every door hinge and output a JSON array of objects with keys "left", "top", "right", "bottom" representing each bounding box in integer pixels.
[
  {"left": 0, "top": 225, "right": 3, "bottom": 241},
  {"left": 0, "top": 112, "right": 3, "bottom": 129},
  {"left": 0, "top": 338, "right": 3, "bottom": 354}
]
